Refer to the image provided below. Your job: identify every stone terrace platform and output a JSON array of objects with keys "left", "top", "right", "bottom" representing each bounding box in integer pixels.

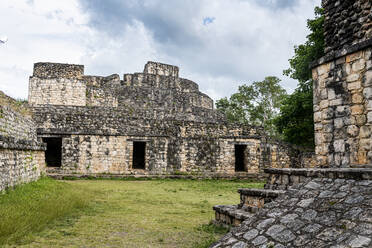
[{"left": 212, "top": 167, "right": 372, "bottom": 247}]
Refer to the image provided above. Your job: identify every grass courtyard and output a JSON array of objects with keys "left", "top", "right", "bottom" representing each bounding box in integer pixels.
[{"left": 0, "top": 178, "right": 263, "bottom": 247}]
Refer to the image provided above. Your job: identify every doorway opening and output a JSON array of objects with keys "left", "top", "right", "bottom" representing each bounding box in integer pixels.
[
  {"left": 235, "top": 145, "right": 247, "bottom": 172},
  {"left": 43, "top": 137, "right": 62, "bottom": 167},
  {"left": 133, "top": 141, "right": 146, "bottom": 169}
]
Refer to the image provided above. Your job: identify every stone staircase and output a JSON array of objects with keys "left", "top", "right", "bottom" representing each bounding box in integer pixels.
[
  {"left": 213, "top": 167, "right": 372, "bottom": 228},
  {"left": 213, "top": 188, "right": 285, "bottom": 227}
]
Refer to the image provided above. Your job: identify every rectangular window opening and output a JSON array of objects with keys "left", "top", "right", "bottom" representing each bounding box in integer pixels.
[
  {"left": 235, "top": 145, "right": 247, "bottom": 172},
  {"left": 43, "top": 137, "right": 62, "bottom": 167},
  {"left": 133, "top": 141, "right": 146, "bottom": 169}
]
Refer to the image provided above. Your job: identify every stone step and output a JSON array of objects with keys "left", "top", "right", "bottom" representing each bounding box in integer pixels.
[
  {"left": 238, "top": 188, "right": 285, "bottom": 211},
  {"left": 264, "top": 168, "right": 372, "bottom": 190},
  {"left": 213, "top": 205, "right": 254, "bottom": 227}
]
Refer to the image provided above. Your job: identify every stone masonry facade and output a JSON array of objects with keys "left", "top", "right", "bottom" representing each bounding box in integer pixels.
[
  {"left": 312, "top": 0, "right": 372, "bottom": 167},
  {"left": 28, "top": 61, "right": 309, "bottom": 177},
  {"left": 0, "top": 91, "right": 45, "bottom": 191}
]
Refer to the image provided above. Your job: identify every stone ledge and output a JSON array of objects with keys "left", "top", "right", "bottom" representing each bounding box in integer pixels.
[
  {"left": 310, "top": 38, "right": 372, "bottom": 68},
  {"left": 213, "top": 205, "right": 253, "bottom": 220},
  {"left": 264, "top": 167, "right": 372, "bottom": 180},
  {"left": 238, "top": 188, "right": 285, "bottom": 198},
  {"left": 47, "top": 172, "right": 267, "bottom": 181}
]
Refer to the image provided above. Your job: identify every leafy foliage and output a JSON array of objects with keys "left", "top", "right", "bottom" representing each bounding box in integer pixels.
[
  {"left": 283, "top": 7, "right": 325, "bottom": 84},
  {"left": 274, "top": 7, "right": 324, "bottom": 148},
  {"left": 216, "top": 76, "right": 287, "bottom": 136}
]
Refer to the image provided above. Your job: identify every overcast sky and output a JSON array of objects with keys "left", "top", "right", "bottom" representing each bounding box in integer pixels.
[{"left": 0, "top": 0, "right": 320, "bottom": 101}]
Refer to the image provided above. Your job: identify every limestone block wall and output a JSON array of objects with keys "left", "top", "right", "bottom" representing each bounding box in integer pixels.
[
  {"left": 54, "top": 134, "right": 170, "bottom": 175},
  {"left": 85, "top": 75, "right": 120, "bottom": 107},
  {"left": 28, "top": 77, "right": 86, "bottom": 106},
  {"left": 0, "top": 91, "right": 45, "bottom": 191},
  {"left": 144, "top": 61, "right": 179, "bottom": 77},
  {"left": 0, "top": 147, "right": 45, "bottom": 191},
  {"left": 0, "top": 93, "right": 36, "bottom": 141},
  {"left": 29, "top": 62, "right": 214, "bottom": 112},
  {"left": 313, "top": 48, "right": 372, "bottom": 167}
]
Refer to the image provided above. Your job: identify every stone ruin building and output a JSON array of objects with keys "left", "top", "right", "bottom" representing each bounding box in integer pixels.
[
  {"left": 1, "top": 57, "right": 313, "bottom": 190},
  {"left": 212, "top": 0, "right": 372, "bottom": 247},
  {"left": 1, "top": 60, "right": 313, "bottom": 191},
  {"left": 24, "top": 61, "right": 307, "bottom": 179}
]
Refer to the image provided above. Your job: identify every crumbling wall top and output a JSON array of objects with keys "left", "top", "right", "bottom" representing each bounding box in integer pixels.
[
  {"left": 33, "top": 62, "right": 84, "bottom": 79},
  {"left": 144, "top": 61, "right": 179, "bottom": 78}
]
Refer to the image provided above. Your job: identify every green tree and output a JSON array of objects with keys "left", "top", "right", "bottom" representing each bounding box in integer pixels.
[
  {"left": 274, "top": 7, "right": 324, "bottom": 148},
  {"left": 216, "top": 76, "right": 287, "bottom": 136}
]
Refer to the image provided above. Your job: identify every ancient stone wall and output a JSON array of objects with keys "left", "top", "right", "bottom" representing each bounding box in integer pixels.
[
  {"left": 29, "top": 61, "right": 213, "bottom": 110},
  {"left": 0, "top": 91, "right": 45, "bottom": 191},
  {"left": 29, "top": 62, "right": 311, "bottom": 176},
  {"left": 313, "top": 48, "right": 372, "bottom": 167},
  {"left": 0, "top": 92, "right": 36, "bottom": 140},
  {"left": 323, "top": 0, "right": 372, "bottom": 55},
  {"left": 31, "top": 104, "right": 304, "bottom": 175},
  {"left": 312, "top": 0, "right": 372, "bottom": 168},
  {"left": 33, "top": 62, "right": 84, "bottom": 79}
]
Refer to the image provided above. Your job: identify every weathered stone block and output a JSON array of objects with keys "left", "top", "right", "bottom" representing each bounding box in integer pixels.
[
  {"left": 348, "top": 81, "right": 362, "bottom": 91},
  {"left": 360, "top": 126, "right": 371, "bottom": 138},
  {"left": 347, "top": 73, "right": 360, "bottom": 82},
  {"left": 351, "top": 105, "right": 364, "bottom": 115},
  {"left": 363, "top": 88, "right": 372, "bottom": 99},
  {"left": 352, "top": 93, "right": 364, "bottom": 104},
  {"left": 352, "top": 59, "right": 366, "bottom": 72},
  {"left": 363, "top": 70, "right": 372, "bottom": 86},
  {"left": 347, "top": 125, "right": 359, "bottom": 137},
  {"left": 334, "top": 118, "right": 344, "bottom": 129},
  {"left": 334, "top": 140, "right": 345, "bottom": 153}
]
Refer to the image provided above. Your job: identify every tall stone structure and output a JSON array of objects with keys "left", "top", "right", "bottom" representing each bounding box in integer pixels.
[
  {"left": 312, "top": 0, "right": 372, "bottom": 167},
  {"left": 27, "top": 61, "right": 306, "bottom": 178}
]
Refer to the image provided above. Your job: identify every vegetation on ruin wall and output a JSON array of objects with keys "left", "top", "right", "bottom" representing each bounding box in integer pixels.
[
  {"left": 0, "top": 178, "right": 263, "bottom": 247},
  {"left": 0, "top": 90, "right": 30, "bottom": 116},
  {"left": 274, "top": 7, "right": 324, "bottom": 149}
]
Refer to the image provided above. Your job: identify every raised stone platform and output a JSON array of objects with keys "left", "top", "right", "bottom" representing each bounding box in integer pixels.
[
  {"left": 265, "top": 167, "right": 372, "bottom": 190},
  {"left": 213, "top": 188, "right": 285, "bottom": 227},
  {"left": 213, "top": 205, "right": 254, "bottom": 227},
  {"left": 211, "top": 177, "right": 372, "bottom": 248},
  {"left": 238, "top": 189, "right": 285, "bottom": 213}
]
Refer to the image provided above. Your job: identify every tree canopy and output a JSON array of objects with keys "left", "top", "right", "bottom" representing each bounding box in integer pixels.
[
  {"left": 274, "top": 7, "right": 324, "bottom": 149},
  {"left": 216, "top": 76, "right": 287, "bottom": 137}
]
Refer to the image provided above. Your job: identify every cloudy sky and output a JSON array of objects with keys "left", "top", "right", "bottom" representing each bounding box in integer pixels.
[{"left": 0, "top": 0, "right": 320, "bottom": 101}]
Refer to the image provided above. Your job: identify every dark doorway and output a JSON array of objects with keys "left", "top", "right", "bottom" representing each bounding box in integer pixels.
[
  {"left": 235, "top": 145, "right": 247, "bottom": 172},
  {"left": 43, "top": 137, "right": 62, "bottom": 167},
  {"left": 133, "top": 141, "right": 146, "bottom": 169}
]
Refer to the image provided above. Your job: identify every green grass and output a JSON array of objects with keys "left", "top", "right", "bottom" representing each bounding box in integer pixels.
[
  {"left": 0, "top": 177, "right": 94, "bottom": 246},
  {"left": 0, "top": 178, "right": 263, "bottom": 247}
]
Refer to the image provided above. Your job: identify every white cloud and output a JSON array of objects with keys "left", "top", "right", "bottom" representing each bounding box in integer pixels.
[
  {"left": 0, "top": 0, "right": 89, "bottom": 98},
  {"left": 0, "top": 0, "right": 321, "bottom": 102}
]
